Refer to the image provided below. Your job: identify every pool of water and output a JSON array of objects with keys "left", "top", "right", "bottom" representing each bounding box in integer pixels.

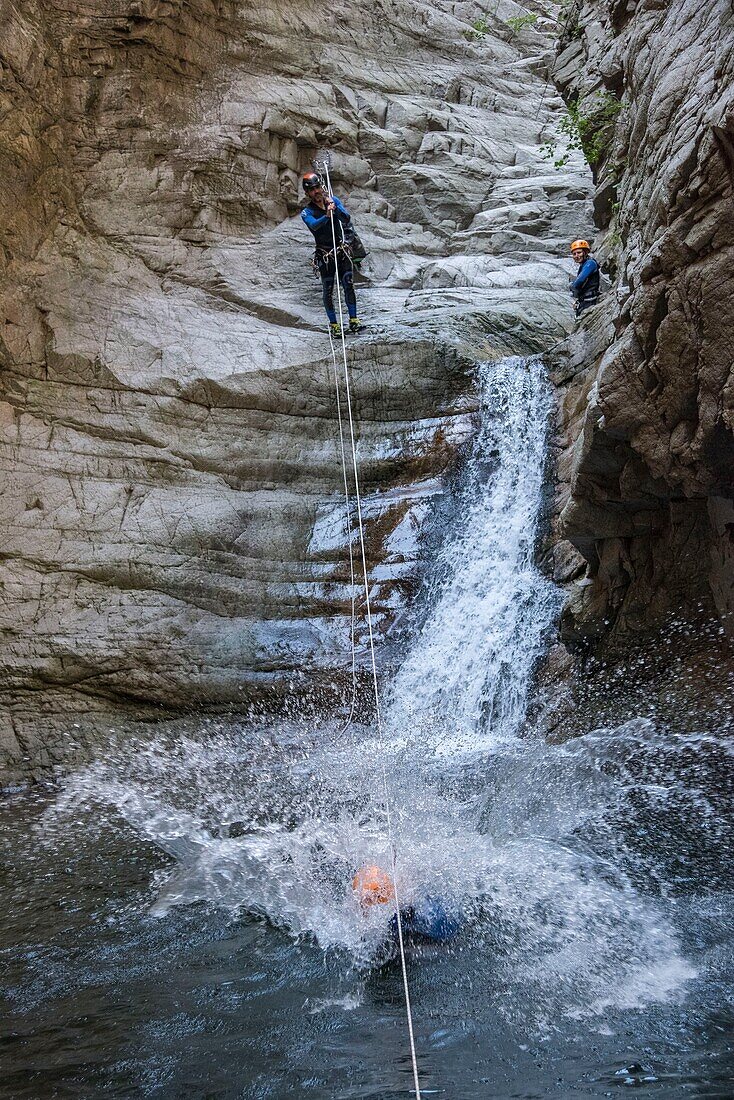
[{"left": 2, "top": 717, "right": 733, "bottom": 1099}]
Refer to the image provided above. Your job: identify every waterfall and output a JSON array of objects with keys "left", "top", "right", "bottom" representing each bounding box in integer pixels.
[{"left": 387, "top": 356, "right": 561, "bottom": 755}]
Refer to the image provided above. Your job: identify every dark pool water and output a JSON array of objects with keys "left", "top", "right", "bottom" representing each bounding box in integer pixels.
[{"left": 2, "top": 736, "right": 733, "bottom": 1100}]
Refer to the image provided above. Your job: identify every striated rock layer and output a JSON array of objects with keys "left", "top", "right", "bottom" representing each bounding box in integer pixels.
[
  {"left": 1, "top": 1, "right": 591, "bottom": 779},
  {"left": 548, "top": 0, "right": 734, "bottom": 650}
]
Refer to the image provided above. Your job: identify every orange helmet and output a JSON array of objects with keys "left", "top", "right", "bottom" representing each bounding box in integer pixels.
[
  {"left": 352, "top": 865, "right": 395, "bottom": 907},
  {"left": 570, "top": 239, "right": 591, "bottom": 252}
]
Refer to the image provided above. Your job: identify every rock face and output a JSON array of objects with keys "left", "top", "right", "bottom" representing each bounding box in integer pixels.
[
  {"left": 0, "top": 1, "right": 590, "bottom": 779},
  {"left": 549, "top": 0, "right": 734, "bottom": 647}
]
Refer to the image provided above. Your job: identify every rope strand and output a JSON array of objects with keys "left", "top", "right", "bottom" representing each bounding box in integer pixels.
[
  {"left": 327, "top": 327, "right": 359, "bottom": 732},
  {"left": 321, "top": 162, "right": 422, "bottom": 1100}
]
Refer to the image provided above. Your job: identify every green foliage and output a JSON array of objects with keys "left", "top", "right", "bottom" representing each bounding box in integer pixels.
[
  {"left": 505, "top": 12, "right": 539, "bottom": 35},
  {"left": 465, "top": 7, "right": 540, "bottom": 43},
  {"left": 464, "top": 15, "right": 491, "bottom": 40},
  {"left": 541, "top": 92, "right": 624, "bottom": 170}
]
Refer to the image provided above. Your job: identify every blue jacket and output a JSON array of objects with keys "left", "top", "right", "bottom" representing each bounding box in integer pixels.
[
  {"left": 389, "top": 897, "right": 463, "bottom": 943},
  {"left": 570, "top": 256, "right": 600, "bottom": 303},
  {"left": 301, "top": 195, "right": 352, "bottom": 251}
]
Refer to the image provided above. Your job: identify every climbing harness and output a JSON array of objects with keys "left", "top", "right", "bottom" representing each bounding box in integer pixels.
[
  {"left": 312, "top": 240, "right": 353, "bottom": 276},
  {"left": 316, "top": 157, "right": 423, "bottom": 1099}
]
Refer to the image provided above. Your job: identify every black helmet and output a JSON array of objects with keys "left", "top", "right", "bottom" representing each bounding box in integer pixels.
[{"left": 302, "top": 171, "right": 322, "bottom": 193}]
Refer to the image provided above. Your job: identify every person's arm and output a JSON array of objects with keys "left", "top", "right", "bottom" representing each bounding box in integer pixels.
[
  {"left": 570, "top": 258, "right": 597, "bottom": 295},
  {"left": 331, "top": 196, "right": 352, "bottom": 226},
  {"left": 301, "top": 206, "right": 329, "bottom": 231}
]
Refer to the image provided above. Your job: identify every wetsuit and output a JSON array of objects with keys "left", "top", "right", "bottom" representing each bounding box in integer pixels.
[
  {"left": 389, "top": 897, "right": 463, "bottom": 943},
  {"left": 570, "top": 255, "right": 600, "bottom": 315},
  {"left": 301, "top": 195, "right": 357, "bottom": 324}
]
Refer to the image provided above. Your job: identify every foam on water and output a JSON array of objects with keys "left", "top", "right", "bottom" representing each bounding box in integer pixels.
[{"left": 40, "top": 357, "right": 710, "bottom": 1021}]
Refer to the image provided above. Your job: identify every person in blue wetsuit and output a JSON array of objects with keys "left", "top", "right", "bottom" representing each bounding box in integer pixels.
[
  {"left": 569, "top": 239, "right": 600, "bottom": 316},
  {"left": 352, "top": 864, "right": 462, "bottom": 945},
  {"left": 389, "top": 896, "right": 463, "bottom": 943},
  {"left": 301, "top": 171, "right": 363, "bottom": 338}
]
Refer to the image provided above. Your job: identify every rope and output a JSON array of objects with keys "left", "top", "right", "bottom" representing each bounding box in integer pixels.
[
  {"left": 320, "top": 161, "right": 423, "bottom": 1100},
  {"left": 534, "top": 0, "right": 583, "bottom": 121},
  {"left": 327, "top": 327, "right": 358, "bottom": 733}
]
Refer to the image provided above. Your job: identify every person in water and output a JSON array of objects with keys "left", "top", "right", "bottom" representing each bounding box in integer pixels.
[
  {"left": 352, "top": 864, "right": 462, "bottom": 943},
  {"left": 569, "top": 239, "right": 600, "bottom": 316},
  {"left": 301, "top": 171, "right": 363, "bottom": 338}
]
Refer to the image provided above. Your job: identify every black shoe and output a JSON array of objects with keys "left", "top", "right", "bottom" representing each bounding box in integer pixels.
[
  {"left": 348, "top": 318, "right": 365, "bottom": 335},
  {"left": 329, "top": 322, "right": 342, "bottom": 338}
]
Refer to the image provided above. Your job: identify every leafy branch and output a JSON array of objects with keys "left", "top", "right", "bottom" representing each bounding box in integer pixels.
[
  {"left": 464, "top": 4, "right": 575, "bottom": 44},
  {"left": 505, "top": 12, "right": 539, "bottom": 35},
  {"left": 464, "top": 15, "right": 491, "bottom": 41},
  {"left": 541, "top": 92, "right": 624, "bottom": 170}
]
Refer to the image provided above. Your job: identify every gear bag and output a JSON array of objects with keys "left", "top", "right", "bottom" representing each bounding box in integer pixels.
[{"left": 346, "top": 229, "right": 368, "bottom": 262}]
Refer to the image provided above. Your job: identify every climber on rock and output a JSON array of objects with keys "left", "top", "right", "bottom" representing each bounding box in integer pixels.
[
  {"left": 569, "top": 239, "right": 600, "bottom": 316},
  {"left": 352, "top": 864, "right": 462, "bottom": 946},
  {"left": 301, "top": 171, "right": 364, "bottom": 338}
]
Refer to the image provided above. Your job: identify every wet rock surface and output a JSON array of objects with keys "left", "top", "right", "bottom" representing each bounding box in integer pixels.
[
  {"left": 1, "top": 1, "right": 589, "bottom": 779},
  {"left": 548, "top": 0, "right": 734, "bottom": 648}
]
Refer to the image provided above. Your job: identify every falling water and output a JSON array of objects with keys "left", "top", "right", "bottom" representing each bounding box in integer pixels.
[
  {"left": 387, "top": 356, "right": 561, "bottom": 755},
  {"left": 4, "top": 357, "right": 733, "bottom": 1098}
]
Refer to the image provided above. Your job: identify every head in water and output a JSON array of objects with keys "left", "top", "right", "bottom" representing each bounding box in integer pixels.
[{"left": 352, "top": 865, "right": 395, "bottom": 909}]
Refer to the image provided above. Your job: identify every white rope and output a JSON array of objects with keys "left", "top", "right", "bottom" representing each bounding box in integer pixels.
[
  {"left": 321, "top": 162, "right": 422, "bottom": 1100},
  {"left": 327, "top": 327, "right": 359, "bottom": 733}
]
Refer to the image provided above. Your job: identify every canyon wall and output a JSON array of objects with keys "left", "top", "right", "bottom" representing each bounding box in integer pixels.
[
  {"left": 549, "top": 0, "right": 734, "bottom": 651},
  {"left": 1, "top": 1, "right": 589, "bottom": 780}
]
